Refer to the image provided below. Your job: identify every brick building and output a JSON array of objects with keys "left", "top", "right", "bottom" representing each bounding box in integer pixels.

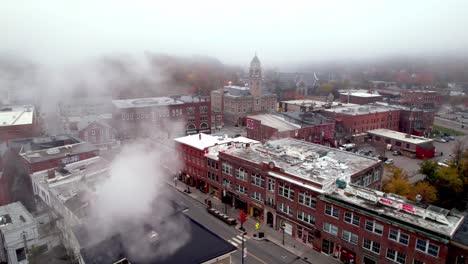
[
  {"left": 339, "top": 91, "right": 383, "bottom": 105},
  {"left": 211, "top": 55, "right": 277, "bottom": 126},
  {"left": 400, "top": 90, "right": 442, "bottom": 109},
  {"left": 246, "top": 112, "right": 335, "bottom": 146},
  {"left": 317, "top": 184, "right": 464, "bottom": 264},
  {"left": 112, "top": 95, "right": 211, "bottom": 139},
  {"left": 174, "top": 135, "right": 466, "bottom": 263},
  {"left": 322, "top": 105, "right": 400, "bottom": 144},
  {"left": 367, "top": 129, "right": 435, "bottom": 159},
  {"left": 0, "top": 105, "right": 39, "bottom": 144}
]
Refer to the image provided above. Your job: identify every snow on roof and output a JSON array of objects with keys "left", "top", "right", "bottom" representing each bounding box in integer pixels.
[
  {"left": 0, "top": 202, "right": 35, "bottom": 232},
  {"left": 174, "top": 133, "right": 258, "bottom": 151},
  {"left": 281, "top": 99, "right": 357, "bottom": 108},
  {"left": 225, "top": 138, "right": 380, "bottom": 189},
  {"left": 341, "top": 92, "right": 382, "bottom": 98},
  {"left": 324, "top": 105, "right": 397, "bottom": 115},
  {"left": 0, "top": 105, "right": 34, "bottom": 126},
  {"left": 248, "top": 114, "right": 300, "bottom": 132},
  {"left": 368, "top": 129, "right": 433, "bottom": 145},
  {"left": 224, "top": 85, "right": 250, "bottom": 91},
  {"left": 325, "top": 184, "right": 464, "bottom": 238},
  {"left": 112, "top": 97, "right": 185, "bottom": 108}
]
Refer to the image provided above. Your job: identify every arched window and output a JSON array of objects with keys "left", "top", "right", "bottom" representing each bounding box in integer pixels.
[
  {"left": 187, "top": 124, "right": 196, "bottom": 131},
  {"left": 200, "top": 123, "right": 208, "bottom": 129}
]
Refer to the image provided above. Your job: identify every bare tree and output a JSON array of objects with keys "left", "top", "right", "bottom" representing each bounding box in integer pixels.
[{"left": 452, "top": 139, "right": 465, "bottom": 171}]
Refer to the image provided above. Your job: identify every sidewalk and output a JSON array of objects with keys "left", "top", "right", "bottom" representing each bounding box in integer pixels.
[{"left": 168, "top": 179, "right": 341, "bottom": 264}]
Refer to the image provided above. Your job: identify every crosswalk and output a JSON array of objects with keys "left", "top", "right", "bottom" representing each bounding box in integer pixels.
[{"left": 228, "top": 234, "right": 248, "bottom": 247}]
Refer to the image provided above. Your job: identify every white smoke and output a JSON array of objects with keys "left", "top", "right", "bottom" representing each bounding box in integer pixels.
[{"left": 88, "top": 140, "right": 190, "bottom": 261}]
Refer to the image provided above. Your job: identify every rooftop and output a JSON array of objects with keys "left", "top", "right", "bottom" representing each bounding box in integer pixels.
[
  {"left": 281, "top": 99, "right": 357, "bottom": 108},
  {"left": 0, "top": 105, "right": 34, "bottom": 127},
  {"left": 340, "top": 92, "right": 382, "bottom": 98},
  {"left": 248, "top": 114, "right": 300, "bottom": 132},
  {"left": 451, "top": 215, "right": 468, "bottom": 247},
  {"left": 323, "top": 104, "right": 397, "bottom": 115},
  {"left": 367, "top": 129, "right": 433, "bottom": 145},
  {"left": 324, "top": 184, "right": 464, "bottom": 239},
  {"left": 0, "top": 202, "right": 35, "bottom": 232},
  {"left": 10, "top": 134, "right": 81, "bottom": 152},
  {"left": 224, "top": 138, "right": 380, "bottom": 192},
  {"left": 112, "top": 95, "right": 209, "bottom": 108},
  {"left": 20, "top": 140, "right": 98, "bottom": 163},
  {"left": 174, "top": 133, "right": 258, "bottom": 151}
]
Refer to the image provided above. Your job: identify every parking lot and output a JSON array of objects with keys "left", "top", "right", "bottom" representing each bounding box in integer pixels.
[{"left": 356, "top": 136, "right": 468, "bottom": 183}]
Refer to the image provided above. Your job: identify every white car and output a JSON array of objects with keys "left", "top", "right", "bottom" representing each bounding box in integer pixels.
[
  {"left": 384, "top": 159, "right": 394, "bottom": 165},
  {"left": 437, "top": 162, "right": 449, "bottom": 167}
]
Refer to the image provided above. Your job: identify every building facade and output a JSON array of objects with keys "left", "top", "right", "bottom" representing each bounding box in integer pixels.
[
  {"left": 0, "top": 105, "right": 39, "bottom": 144},
  {"left": 213, "top": 55, "right": 277, "bottom": 126},
  {"left": 246, "top": 112, "right": 335, "bottom": 146},
  {"left": 322, "top": 105, "right": 400, "bottom": 144},
  {"left": 367, "top": 129, "right": 435, "bottom": 159},
  {"left": 77, "top": 120, "right": 118, "bottom": 149},
  {"left": 400, "top": 90, "right": 442, "bottom": 109},
  {"left": 112, "top": 95, "right": 211, "bottom": 139}
]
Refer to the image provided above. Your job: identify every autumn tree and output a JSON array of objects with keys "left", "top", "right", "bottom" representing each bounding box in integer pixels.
[
  {"left": 419, "top": 160, "right": 439, "bottom": 184},
  {"left": 408, "top": 181, "right": 438, "bottom": 204},
  {"left": 383, "top": 166, "right": 411, "bottom": 196}
]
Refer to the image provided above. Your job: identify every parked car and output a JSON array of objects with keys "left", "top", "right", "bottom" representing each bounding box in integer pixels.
[
  {"left": 392, "top": 150, "right": 401, "bottom": 156},
  {"left": 435, "top": 138, "right": 447, "bottom": 143},
  {"left": 437, "top": 162, "right": 449, "bottom": 167},
  {"left": 384, "top": 159, "right": 394, "bottom": 165},
  {"left": 378, "top": 156, "right": 388, "bottom": 162}
]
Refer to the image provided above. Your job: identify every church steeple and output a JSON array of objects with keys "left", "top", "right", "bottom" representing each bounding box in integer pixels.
[{"left": 249, "top": 54, "right": 262, "bottom": 98}]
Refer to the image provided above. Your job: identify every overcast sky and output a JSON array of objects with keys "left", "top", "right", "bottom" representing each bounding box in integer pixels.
[{"left": 2, "top": 0, "right": 468, "bottom": 67}]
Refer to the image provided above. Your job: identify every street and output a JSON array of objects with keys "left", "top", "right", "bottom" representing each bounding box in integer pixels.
[{"left": 167, "top": 186, "right": 312, "bottom": 264}]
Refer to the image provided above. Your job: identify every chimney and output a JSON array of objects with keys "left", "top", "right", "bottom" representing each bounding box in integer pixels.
[
  {"left": 47, "top": 169, "right": 55, "bottom": 179},
  {"left": 199, "top": 133, "right": 202, "bottom": 140}
]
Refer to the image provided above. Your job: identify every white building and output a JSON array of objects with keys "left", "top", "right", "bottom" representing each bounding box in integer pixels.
[{"left": 0, "top": 202, "right": 52, "bottom": 264}]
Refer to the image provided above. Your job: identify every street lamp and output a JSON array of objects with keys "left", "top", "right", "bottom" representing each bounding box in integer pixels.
[
  {"left": 186, "top": 175, "right": 191, "bottom": 194},
  {"left": 281, "top": 223, "right": 286, "bottom": 245}
]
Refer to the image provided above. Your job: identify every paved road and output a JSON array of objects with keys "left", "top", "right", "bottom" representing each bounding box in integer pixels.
[
  {"left": 167, "top": 187, "right": 310, "bottom": 264},
  {"left": 434, "top": 117, "right": 468, "bottom": 134}
]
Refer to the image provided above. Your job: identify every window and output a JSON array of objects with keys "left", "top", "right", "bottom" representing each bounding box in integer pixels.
[
  {"left": 16, "top": 247, "right": 26, "bottom": 262},
  {"left": 325, "top": 205, "right": 340, "bottom": 218},
  {"left": 187, "top": 124, "right": 196, "bottom": 131},
  {"left": 413, "top": 260, "right": 425, "bottom": 264},
  {"left": 365, "top": 220, "right": 383, "bottom": 235},
  {"left": 251, "top": 174, "right": 265, "bottom": 188},
  {"left": 416, "top": 239, "right": 439, "bottom": 257},
  {"left": 363, "top": 239, "right": 380, "bottom": 254},
  {"left": 236, "top": 185, "right": 247, "bottom": 195},
  {"left": 344, "top": 212, "right": 360, "bottom": 226},
  {"left": 251, "top": 191, "right": 263, "bottom": 202},
  {"left": 297, "top": 211, "right": 315, "bottom": 226},
  {"left": 207, "top": 172, "right": 219, "bottom": 182},
  {"left": 222, "top": 162, "right": 232, "bottom": 175},
  {"left": 222, "top": 179, "right": 232, "bottom": 189},
  {"left": 363, "top": 175, "right": 372, "bottom": 186},
  {"left": 375, "top": 136, "right": 381, "bottom": 141},
  {"left": 266, "top": 197, "right": 274, "bottom": 206},
  {"left": 389, "top": 229, "right": 409, "bottom": 245},
  {"left": 342, "top": 230, "right": 358, "bottom": 245},
  {"left": 278, "top": 202, "right": 293, "bottom": 215},
  {"left": 278, "top": 183, "right": 294, "bottom": 200},
  {"left": 200, "top": 106, "right": 208, "bottom": 114},
  {"left": 386, "top": 248, "right": 406, "bottom": 264},
  {"left": 268, "top": 178, "right": 275, "bottom": 192},
  {"left": 373, "top": 172, "right": 381, "bottom": 182},
  {"left": 200, "top": 116, "right": 208, "bottom": 122},
  {"left": 187, "top": 107, "right": 195, "bottom": 115},
  {"left": 298, "top": 192, "right": 316, "bottom": 209},
  {"left": 395, "top": 141, "right": 402, "bottom": 147},
  {"left": 188, "top": 116, "right": 195, "bottom": 122},
  {"left": 236, "top": 168, "right": 248, "bottom": 181},
  {"left": 323, "top": 222, "right": 338, "bottom": 236}
]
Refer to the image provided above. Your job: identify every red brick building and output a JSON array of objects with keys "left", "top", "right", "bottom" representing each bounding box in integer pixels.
[
  {"left": 0, "top": 105, "right": 39, "bottom": 144},
  {"left": 246, "top": 112, "right": 335, "bottom": 146},
  {"left": 339, "top": 91, "right": 383, "bottom": 105},
  {"left": 367, "top": 129, "right": 435, "bottom": 159},
  {"left": 322, "top": 105, "right": 400, "bottom": 144},
  {"left": 77, "top": 120, "right": 118, "bottom": 149},
  {"left": 317, "top": 185, "right": 464, "bottom": 264},
  {"left": 112, "top": 95, "right": 211, "bottom": 139},
  {"left": 400, "top": 90, "right": 442, "bottom": 109},
  {"left": 175, "top": 136, "right": 465, "bottom": 264}
]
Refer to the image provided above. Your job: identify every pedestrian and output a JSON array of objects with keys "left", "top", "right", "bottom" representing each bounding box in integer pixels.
[{"left": 174, "top": 176, "right": 178, "bottom": 187}]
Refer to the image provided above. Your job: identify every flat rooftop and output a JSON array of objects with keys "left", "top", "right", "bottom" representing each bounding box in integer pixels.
[
  {"left": 112, "top": 97, "right": 184, "bottom": 108},
  {"left": 324, "top": 184, "right": 464, "bottom": 239},
  {"left": 0, "top": 105, "right": 34, "bottom": 126},
  {"left": 0, "top": 202, "right": 35, "bottom": 232},
  {"left": 368, "top": 129, "right": 433, "bottom": 145},
  {"left": 324, "top": 105, "right": 397, "bottom": 115},
  {"left": 174, "top": 133, "right": 258, "bottom": 151},
  {"left": 281, "top": 99, "right": 357, "bottom": 108},
  {"left": 224, "top": 138, "right": 380, "bottom": 192},
  {"left": 10, "top": 134, "right": 81, "bottom": 152},
  {"left": 20, "top": 141, "right": 98, "bottom": 163},
  {"left": 248, "top": 114, "right": 300, "bottom": 132},
  {"left": 340, "top": 92, "right": 382, "bottom": 98}
]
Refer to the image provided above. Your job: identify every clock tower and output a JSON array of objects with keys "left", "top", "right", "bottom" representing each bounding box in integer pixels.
[{"left": 249, "top": 54, "right": 262, "bottom": 98}]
